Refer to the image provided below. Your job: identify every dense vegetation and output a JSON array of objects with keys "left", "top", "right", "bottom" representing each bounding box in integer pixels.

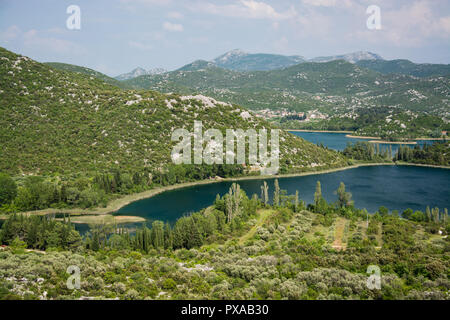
[
  {"left": 280, "top": 108, "right": 449, "bottom": 140},
  {"left": 0, "top": 181, "right": 448, "bottom": 300},
  {"left": 1, "top": 46, "right": 448, "bottom": 301},
  {"left": 395, "top": 142, "right": 450, "bottom": 166},
  {"left": 356, "top": 59, "right": 450, "bottom": 78},
  {"left": 0, "top": 165, "right": 245, "bottom": 213},
  {"left": 342, "top": 141, "right": 450, "bottom": 166},
  {"left": 0, "top": 46, "right": 348, "bottom": 214},
  {"left": 44, "top": 62, "right": 131, "bottom": 89},
  {"left": 342, "top": 141, "right": 393, "bottom": 162},
  {"left": 122, "top": 58, "right": 450, "bottom": 139}
]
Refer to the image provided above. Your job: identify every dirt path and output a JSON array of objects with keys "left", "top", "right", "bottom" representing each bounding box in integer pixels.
[
  {"left": 332, "top": 218, "right": 347, "bottom": 251},
  {"left": 238, "top": 209, "right": 274, "bottom": 245}
]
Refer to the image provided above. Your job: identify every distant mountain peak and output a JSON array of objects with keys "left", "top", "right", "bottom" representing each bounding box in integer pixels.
[
  {"left": 177, "top": 60, "right": 216, "bottom": 71},
  {"left": 213, "top": 49, "right": 248, "bottom": 63},
  {"left": 115, "top": 67, "right": 167, "bottom": 81},
  {"left": 211, "top": 50, "right": 306, "bottom": 71},
  {"left": 209, "top": 49, "right": 383, "bottom": 71}
]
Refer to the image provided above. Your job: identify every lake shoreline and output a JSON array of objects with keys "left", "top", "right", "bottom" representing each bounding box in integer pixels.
[
  {"left": 287, "top": 130, "right": 446, "bottom": 142},
  {"left": 287, "top": 129, "right": 353, "bottom": 134},
  {"left": 369, "top": 140, "right": 417, "bottom": 145},
  {"left": 7, "top": 162, "right": 448, "bottom": 220}
]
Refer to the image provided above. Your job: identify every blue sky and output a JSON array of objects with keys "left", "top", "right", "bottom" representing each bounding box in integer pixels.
[{"left": 0, "top": 0, "right": 449, "bottom": 76}]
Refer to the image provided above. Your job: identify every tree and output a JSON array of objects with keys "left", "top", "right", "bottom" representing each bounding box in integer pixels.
[
  {"left": 164, "top": 222, "right": 173, "bottom": 249},
  {"left": 273, "top": 179, "right": 280, "bottom": 207},
  {"left": 91, "top": 231, "right": 100, "bottom": 251},
  {"left": 0, "top": 173, "right": 17, "bottom": 205},
  {"left": 151, "top": 221, "right": 165, "bottom": 249},
  {"left": 426, "top": 206, "right": 432, "bottom": 222},
  {"left": 336, "top": 182, "right": 353, "bottom": 208},
  {"left": 314, "top": 181, "right": 328, "bottom": 214},
  {"left": 431, "top": 207, "right": 440, "bottom": 224},
  {"left": 378, "top": 206, "right": 389, "bottom": 216},
  {"left": 226, "top": 193, "right": 233, "bottom": 223},
  {"left": 294, "top": 190, "right": 299, "bottom": 212},
  {"left": 314, "top": 181, "right": 322, "bottom": 208},
  {"left": 260, "top": 181, "right": 269, "bottom": 205},
  {"left": 402, "top": 208, "right": 413, "bottom": 220},
  {"left": 226, "top": 183, "right": 241, "bottom": 222}
]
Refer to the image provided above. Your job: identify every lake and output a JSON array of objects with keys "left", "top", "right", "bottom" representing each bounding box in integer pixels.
[
  {"left": 114, "top": 165, "right": 450, "bottom": 226},
  {"left": 289, "top": 131, "right": 437, "bottom": 152},
  {"left": 74, "top": 131, "right": 448, "bottom": 231}
]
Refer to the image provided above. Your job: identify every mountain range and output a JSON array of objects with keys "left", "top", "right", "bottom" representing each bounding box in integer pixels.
[
  {"left": 120, "top": 54, "right": 449, "bottom": 138},
  {"left": 212, "top": 49, "right": 306, "bottom": 71},
  {"left": 118, "top": 50, "right": 384, "bottom": 78},
  {"left": 41, "top": 48, "right": 450, "bottom": 138},
  {"left": 122, "top": 57, "right": 449, "bottom": 113}
]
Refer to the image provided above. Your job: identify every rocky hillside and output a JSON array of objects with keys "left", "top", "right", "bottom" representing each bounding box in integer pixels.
[
  {"left": 122, "top": 58, "right": 450, "bottom": 138},
  {"left": 44, "top": 62, "right": 130, "bottom": 89},
  {"left": 0, "top": 47, "right": 347, "bottom": 176}
]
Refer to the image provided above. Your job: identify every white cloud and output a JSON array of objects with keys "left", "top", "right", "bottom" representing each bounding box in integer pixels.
[
  {"left": 129, "top": 40, "right": 153, "bottom": 51},
  {"left": 163, "top": 22, "right": 184, "bottom": 32},
  {"left": 167, "top": 11, "right": 183, "bottom": 19},
  {"left": 189, "top": 0, "right": 296, "bottom": 21},
  {"left": 302, "top": 0, "right": 352, "bottom": 8},
  {"left": 350, "top": 0, "right": 450, "bottom": 47},
  {"left": 302, "top": 0, "right": 336, "bottom": 7},
  {"left": 0, "top": 25, "right": 21, "bottom": 42},
  {"left": 120, "top": 0, "right": 171, "bottom": 6},
  {"left": 292, "top": 9, "right": 334, "bottom": 38},
  {"left": 0, "top": 27, "right": 86, "bottom": 54}
]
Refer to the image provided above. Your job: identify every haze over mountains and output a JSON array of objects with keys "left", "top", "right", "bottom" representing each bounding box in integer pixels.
[
  {"left": 118, "top": 49, "right": 386, "bottom": 78},
  {"left": 115, "top": 67, "right": 168, "bottom": 81},
  {"left": 117, "top": 49, "right": 450, "bottom": 82},
  {"left": 212, "top": 49, "right": 306, "bottom": 71}
]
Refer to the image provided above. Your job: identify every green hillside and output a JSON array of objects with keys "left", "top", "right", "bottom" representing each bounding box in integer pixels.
[
  {"left": 122, "top": 59, "right": 450, "bottom": 138},
  {"left": 0, "top": 46, "right": 347, "bottom": 177},
  {"left": 356, "top": 59, "right": 450, "bottom": 78},
  {"left": 1, "top": 182, "right": 448, "bottom": 300},
  {"left": 44, "top": 62, "right": 131, "bottom": 89}
]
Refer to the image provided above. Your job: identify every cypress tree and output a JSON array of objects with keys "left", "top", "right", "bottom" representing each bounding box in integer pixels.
[
  {"left": 164, "top": 222, "right": 173, "bottom": 249},
  {"left": 151, "top": 221, "right": 165, "bottom": 249},
  {"left": 273, "top": 179, "right": 280, "bottom": 207},
  {"left": 91, "top": 232, "right": 100, "bottom": 251},
  {"left": 426, "top": 206, "right": 432, "bottom": 222},
  {"left": 314, "top": 181, "right": 322, "bottom": 208}
]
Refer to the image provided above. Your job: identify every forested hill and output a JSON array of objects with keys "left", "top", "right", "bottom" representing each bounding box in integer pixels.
[
  {"left": 44, "top": 62, "right": 130, "bottom": 89},
  {"left": 356, "top": 59, "right": 450, "bottom": 78},
  {"left": 122, "top": 58, "right": 450, "bottom": 115},
  {"left": 0, "top": 47, "right": 347, "bottom": 176}
]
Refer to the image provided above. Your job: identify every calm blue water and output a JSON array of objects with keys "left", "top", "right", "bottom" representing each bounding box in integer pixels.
[
  {"left": 115, "top": 165, "right": 450, "bottom": 225},
  {"left": 289, "top": 131, "right": 437, "bottom": 152},
  {"left": 70, "top": 132, "right": 447, "bottom": 232}
]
